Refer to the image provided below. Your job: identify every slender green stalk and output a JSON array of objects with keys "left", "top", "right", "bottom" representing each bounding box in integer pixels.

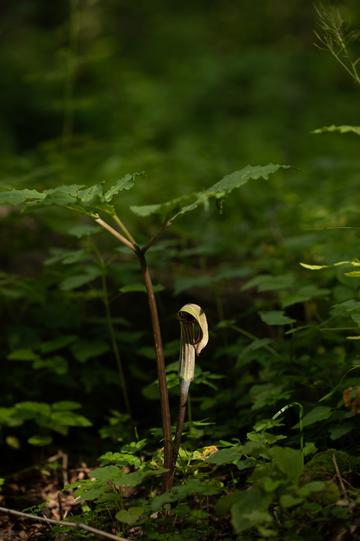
[
  {"left": 101, "top": 272, "right": 132, "bottom": 416},
  {"left": 112, "top": 214, "right": 137, "bottom": 245},
  {"left": 141, "top": 218, "right": 172, "bottom": 254},
  {"left": 91, "top": 241, "right": 131, "bottom": 415},
  {"left": 273, "top": 402, "right": 304, "bottom": 460}
]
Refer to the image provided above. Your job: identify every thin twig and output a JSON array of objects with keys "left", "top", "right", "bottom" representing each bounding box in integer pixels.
[
  {"left": 94, "top": 216, "right": 136, "bottom": 252},
  {"left": 0, "top": 506, "right": 129, "bottom": 541},
  {"left": 332, "top": 454, "right": 348, "bottom": 502},
  {"left": 141, "top": 219, "right": 172, "bottom": 254}
]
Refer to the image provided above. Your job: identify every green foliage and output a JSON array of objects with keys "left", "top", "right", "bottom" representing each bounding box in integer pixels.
[
  {"left": 0, "top": 401, "right": 91, "bottom": 445},
  {"left": 131, "top": 164, "right": 290, "bottom": 223},
  {"left": 0, "top": 2, "right": 360, "bottom": 540},
  {"left": 0, "top": 173, "right": 140, "bottom": 217}
]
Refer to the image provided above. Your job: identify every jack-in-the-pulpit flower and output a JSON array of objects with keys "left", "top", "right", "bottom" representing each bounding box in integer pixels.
[{"left": 177, "top": 303, "right": 208, "bottom": 395}]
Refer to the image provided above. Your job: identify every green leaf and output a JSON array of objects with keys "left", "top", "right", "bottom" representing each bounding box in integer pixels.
[
  {"left": 131, "top": 164, "right": 290, "bottom": 221},
  {"left": 52, "top": 401, "right": 82, "bottom": 411},
  {"left": 300, "top": 263, "right": 331, "bottom": 270},
  {"left": 99, "top": 452, "right": 141, "bottom": 468},
  {"left": 242, "top": 274, "right": 294, "bottom": 292},
  {"left": 33, "top": 355, "right": 68, "bottom": 375},
  {"left": 60, "top": 267, "right": 102, "bottom": 291},
  {"left": 116, "top": 506, "right": 144, "bottom": 525},
  {"left": 0, "top": 188, "right": 45, "bottom": 205},
  {"left": 301, "top": 406, "right": 332, "bottom": 427},
  {"left": 259, "top": 311, "right": 296, "bottom": 326},
  {"left": 130, "top": 203, "right": 162, "bottom": 217},
  {"left": 206, "top": 446, "right": 243, "bottom": 465},
  {"left": 205, "top": 164, "right": 290, "bottom": 195},
  {"left": 230, "top": 488, "right": 273, "bottom": 534},
  {"left": 269, "top": 446, "right": 304, "bottom": 482},
  {"left": 0, "top": 172, "right": 139, "bottom": 213},
  {"left": 28, "top": 435, "right": 53, "bottom": 446},
  {"left": 8, "top": 349, "right": 40, "bottom": 361},
  {"left": 42, "top": 185, "right": 85, "bottom": 206},
  {"left": 312, "top": 125, "right": 360, "bottom": 135},
  {"left": 71, "top": 340, "right": 109, "bottom": 362},
  {"left": 328, "top": 423, "right": 353, "bottom": 440},
  {"left": 300, "top": 260, "right": 357, "bottom": 271},
  {"left": 150, "top": 479, "right": 220, "bottom": 512},
  {"left": 92, "top": 466, "right": 166, "bottom": 487},
  {"left": 15, "top": 402, "right": 51, "bottom": 420},
  {"left": 282, "top": 285, "right": 330, "bottom": 308},
  {"left": 298, "top": 481, "right": 325, "bottom": 497},
  {"left": 103, "top": 173, "right": 138, "bottom": 202},
  {"left": 40, "top": 335, "right": 77, "bottom": 354},
  {"left": 280, "top": 494, "right": 303, "bottom": 508},
  {"left": 45, "top": 248, "right": 88, "bottom": 266},
  {"left": 51, "top": 411, "right": 92, "bottom": 427},
  {"left": 68, "top": 224, "right": 100, "bottom": 238}
]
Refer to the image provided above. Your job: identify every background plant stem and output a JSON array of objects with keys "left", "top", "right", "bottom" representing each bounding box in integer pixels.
[{"left": 91, "top": 241, "right": 131, "bottom": 415}]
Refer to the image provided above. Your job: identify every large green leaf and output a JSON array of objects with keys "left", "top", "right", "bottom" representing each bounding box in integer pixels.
[
  {"left": 0, "top": 172, "right": 140, "bottom": 215},
  {"left": 131, "top": 164, "right": 290, "bottom": 222},
  {"left": 269, "top": 446, "right": 304, "bottom": 482},
  {"left": 0, "top": 188, "right": 45, "bottom": 205},
  {"left": 230, "top": 487, "right": 273, "bottom": 534},
  {"left": 259, "top": 311, "right": 296, "bottom": 326},
  {"left": 301, "top": 406, "right": 333, "bottom": 427}
]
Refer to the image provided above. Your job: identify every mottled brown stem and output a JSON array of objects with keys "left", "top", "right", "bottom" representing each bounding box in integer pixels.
[{"left": 138, "top": 251, "right": 173, "bottom": 490}]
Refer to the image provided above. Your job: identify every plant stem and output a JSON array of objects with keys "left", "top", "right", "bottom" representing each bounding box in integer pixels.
[
  {"left": 142, "top": 218, "right": 172, "bottom": 254},
  {"left": 94, "top": 217, "right": 136, "bottom": 252},
  {"left": 273, "top": 402, "right": 304, "bottom": 461},
  {"left": 101, "top": 272, "right": 132, "bottom": 416},
  {"left": 93, "top": 215, "right": 172, "bottom": 490},
  {"left": 171, "top": 386, "right": 189, "bottom": 482},
  {"left": 112, "top": 214, "right": 137, "bottom": 245},
  {"left": 138, "top": 251, "right": 172, "bottom": 490},
  {"left": 187, "top": 392, "right": 192, "bottom": 432},
  {"left": 90, "top": 240, "right": 131, "bottom": 415}
]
